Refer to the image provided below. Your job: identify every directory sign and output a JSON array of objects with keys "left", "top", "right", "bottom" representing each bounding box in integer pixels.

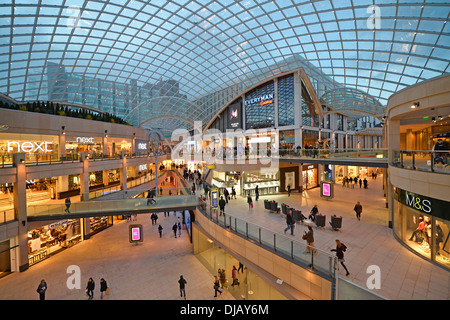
[{"left": 129, "top": 224, "right": 143, "bottom": 243}]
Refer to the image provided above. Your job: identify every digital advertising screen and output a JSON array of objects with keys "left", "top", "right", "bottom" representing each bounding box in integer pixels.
[
  {"left": 129, "top": 224, "right": 143, "bottom": 243},
  {"left": 320, "top": 181, "right": 334, "bottom": 199},
  {"left": 211, "top": 188, "right": 219, "bottom": 208},
  {"left": 227, "top": 99, "right": 242, "bottom": 129}
]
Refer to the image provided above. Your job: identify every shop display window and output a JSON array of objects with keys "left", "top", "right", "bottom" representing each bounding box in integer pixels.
[
  {"left": 28, "top": 219, "right": 81, "bottom": 266},
  {"left": 435, "top": 217, "right": 450, "bottom": 269},
  {"left": 404, "top": 209, "right": 432, "bottom": 260}
]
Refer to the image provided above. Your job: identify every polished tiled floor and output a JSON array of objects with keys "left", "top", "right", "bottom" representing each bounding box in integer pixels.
[
  {"left": 218, "top": 175, "right": 450, "bottom": 300},
  {"left": 0, "top": 210, "right": 235, "bottom": 300},
  {"left": 0, "top": 173, "right": 448, "bottom": 300}
]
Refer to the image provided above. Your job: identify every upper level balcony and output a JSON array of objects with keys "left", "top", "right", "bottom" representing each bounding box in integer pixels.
[{"left": 391, "top": 150, "right": 449, "bottom": 174}]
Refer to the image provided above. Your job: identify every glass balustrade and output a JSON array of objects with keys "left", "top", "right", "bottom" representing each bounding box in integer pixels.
[
  {"left": 391, "top": 150, "right": 449, "bottom": 173},
  {"left": 26, "top": 195, "right": 199, "bottom": 219}
]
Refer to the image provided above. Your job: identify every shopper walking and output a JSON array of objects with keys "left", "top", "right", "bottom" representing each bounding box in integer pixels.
[
  {"left": 353, "top": 201, "right": 363, "bottom": 221},
  {"left": 100, "top": 278, "right": 108, "bottom": 299},
  {"left": 178, "top": 275, "right": 187, "bottom": 299},
  {"left": 255, "top": 185, "right": 259, "bottom": 201},
  {"left": 172, "top": 223, "right": 178, "bottom": 238},
  {"left": 284, "top": 209, "right": 295, "bottom": 235},
  {"left": 219, "top": 196, "right": 226, "bottom": 214},
  {"left": 65, "top": 197, "right": 71, "bottom": 213},
  {"left": 359, "top": 178, "right": 362, "bottom": 188},
  {"left": 36, "top": 279, "right": 47, "bottom": 300},
  {"left": 247, "top": 194, "right": 253, "bottom": 210},
  {"left": 287, "top": 185, "right": 291, "bottom": 196},
  {"left": 158, "top": 224, "right": 163, "bottom": 238},
  {"left": 231, "top": 265, "right": 239, "bottom": 286},
  {"left": 237, "top": 261, "right": 244, "bottom": 273},
  {"left": 213, "top": 276, "right": 222, "bottom": 297},
  {"left": 178, "top": 221, "right": 182, "bottom": 237},
  {"left": 331, "top": 240, "right": 349, "bottom": 276},
  {"left": 86, "top": 278, "right": 95, "bottom": 300},
  {"left": 304, "top": 226, "right": 317, "bottom": 254}
]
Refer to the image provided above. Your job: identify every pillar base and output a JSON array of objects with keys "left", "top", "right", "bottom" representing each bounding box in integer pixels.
[{"left": 19, "top": 263, "right": 29, "bottom": 272}]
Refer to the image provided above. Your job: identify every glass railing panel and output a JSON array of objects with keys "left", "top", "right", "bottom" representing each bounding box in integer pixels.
[
  {"left": 392, "top": 150, "right": 449, "bottom": 173},
  {"left": 27, "top": 195, "right": 199, "bottom": 218},
  {"left": 0, "top": 209, "right": 15, "bottom": 224}
]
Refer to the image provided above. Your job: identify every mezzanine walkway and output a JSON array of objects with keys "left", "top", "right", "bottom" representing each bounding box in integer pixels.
[{"left": 26, "top": 194, "right": 199, "bottom": 222}]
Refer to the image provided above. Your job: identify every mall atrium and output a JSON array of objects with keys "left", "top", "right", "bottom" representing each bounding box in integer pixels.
[{"left": 0, "top": 0, "right": 449, "bottom": 302}]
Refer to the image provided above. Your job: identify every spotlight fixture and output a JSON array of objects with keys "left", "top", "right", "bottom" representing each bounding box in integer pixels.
[
  {"left": 61, "top": 126, "right": 66, "bottom": 135},
  {"left": 105, "top": 130, "right": 108, "bottom": 137},
  {"left": 410, "top": 102, "right": 420, "bottom": 109}
]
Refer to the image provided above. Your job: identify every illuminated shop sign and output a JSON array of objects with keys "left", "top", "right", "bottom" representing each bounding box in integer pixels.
[
  {"left": 135, "top": 139, "right": 148, "bottom": 151},
  {"left": 76, "top": 137, "right": 95, "bottom": 143},
  {"left": 244, "top": 93, "right": 274, "bottom": 106},
  {"left": 405, "top": 191, "right": 431, "bottom": 214},
  {"left": 7, "top": 141, "right": 53, "bottom": 153},
  {"left": 394, "top": 188, "right": 449, "bottom": 220},
  {"left": 138, "top": 164, "right": 147, "bottom": 171}
]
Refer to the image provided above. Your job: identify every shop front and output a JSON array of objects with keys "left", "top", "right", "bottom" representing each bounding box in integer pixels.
[
  {"left": 65, "top": 135, "right": 103, "bottom": 157},
  {"left": 393, "top": 187, "right": 450, "bottom": 270},
  {"left": 28, "top": 219, "right": 82, "bottom": 266},
  {"left": 0, "top": 133, "right": 59, "bottom": 163},
  {"left": 302, "top": 164, "right": 318, "bottom": 190},
  {"left": 89, "top": 216, "right": 113, "bottom": 235},
  {"left": 242, "top": 169, "right": 279, "bottom": 197},
  {"left": 106, "top": 137, "right": 132, "bottom": 156}
]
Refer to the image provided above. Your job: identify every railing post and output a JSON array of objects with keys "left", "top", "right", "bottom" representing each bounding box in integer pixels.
[
  {"left": 400, "top": 151, "right": 404, "bottom": 168},
  {"left": 412, "top": 151, "right": 416, "bottom": 170},
  {"left": 259, "top": 228, "right": 261, "bottom": 244},
  {"left": 246, "top": 222, "right": 248, "bottom": 238},
  {"left": 273, "top": 234, "right": 276, "bottom": 252},
  {"left": 431, "top": 152, "right": 435, "bottom": 172},
  {"left": 291, "top": 241, "right": 294, "bottom": 259}
]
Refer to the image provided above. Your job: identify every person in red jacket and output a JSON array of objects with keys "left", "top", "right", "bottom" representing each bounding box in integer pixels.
[{"left": 409, "top": 216, "right": 425, "bottom": 242}]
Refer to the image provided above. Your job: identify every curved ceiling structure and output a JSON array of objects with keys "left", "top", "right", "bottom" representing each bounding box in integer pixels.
[{"left": 0, "top": 0, "right": 449, "bottom": 136}]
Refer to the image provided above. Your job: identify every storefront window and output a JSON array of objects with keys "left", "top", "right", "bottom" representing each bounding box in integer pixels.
[
  {"left": 106, "top": 138, "right": 132, "bottom": 156},
  {"left": 65, "top": 136, "right": 103, "bottom": 155},
  {"left": 435, "top": 218, "right": 450, "bottom": 269},
  {"left": 0, "top": 133, "right": 59, "bottom": 162},
  {"left": 28, "top": 219, "right": 82, "bottom": 266},
  {"left": 279, "top": 130, "right": 295, "bottom": 151},
  {"left": 302, "top": 129, "right": 319, "bottom": 149},
  {"left": 302, "top": 164, "right": 318, "bottom": 189},
  {"left": 393, "top": 187, "right": 450, "bottom": 270}
]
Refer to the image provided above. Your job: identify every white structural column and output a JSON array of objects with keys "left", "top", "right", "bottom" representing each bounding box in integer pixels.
[{"left": 12, "top": 153, "right": 28, "bottom": 272}]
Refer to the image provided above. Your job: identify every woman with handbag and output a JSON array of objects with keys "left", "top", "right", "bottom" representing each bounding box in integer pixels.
[{"left": 303, "top": 226, "right": 317, "bottom": 254}]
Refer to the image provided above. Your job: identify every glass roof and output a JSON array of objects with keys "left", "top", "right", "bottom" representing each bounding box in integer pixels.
[{"left": 0, "top": 0, "right": 449, "bottom": 135}]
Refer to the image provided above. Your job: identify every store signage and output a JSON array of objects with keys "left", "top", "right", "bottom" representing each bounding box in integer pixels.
[
  {"left": 135, "top": 139, "right": 148, "bottom": 151},
  {"left": 244, "top": 93, "right": 274, "bottom": 106},
  {"left": 394, "top": 188, "right": 449, "bottom": 220},
  {"left": 76, "top": 137, "right": 95, "bottom": 143},
  {"left": 7, "top": 141, "right": 53, "bottom": 153},
  {"left": 405, "top": 191, "right": 432, "bottom": 214},
  {"left": 49, "top": 220, "right": 69, "bottom": 229},
  {"left": 129, "top": 224, "right": 143, "bottom": 243},
  {"left": 138, "top": 164, "right": 147, "bottom": 171}
]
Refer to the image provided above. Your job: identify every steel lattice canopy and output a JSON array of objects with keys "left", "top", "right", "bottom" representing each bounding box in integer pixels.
[{"left": 0, "top": 0, "right": 449, "bottom": 136}]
